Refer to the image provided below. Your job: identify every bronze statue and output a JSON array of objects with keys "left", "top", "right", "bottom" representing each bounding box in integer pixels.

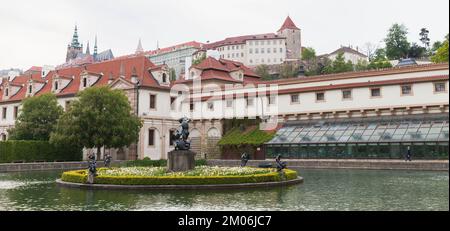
[{"left": 172, "top": 117, "right": 191, "bottom": 150}]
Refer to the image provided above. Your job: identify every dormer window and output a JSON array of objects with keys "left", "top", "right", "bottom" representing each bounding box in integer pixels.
[
  {"left": 5, "top": 88, "right": 8, "bottom": 97},
  {"left": 162, "top": 73, "right": 167, "bottom": 83},
  {"left": 191, "top": 72, "right": 195, "bottom": 78},
  {"left": 54, "top": 81, "right": 59, "bottom": 91},
  {"left": 28, "top": 85, "right": 32, "bottom": 94}
]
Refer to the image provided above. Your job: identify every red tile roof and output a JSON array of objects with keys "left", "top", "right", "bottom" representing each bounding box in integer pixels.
[
  {"left": 174, "top": 57, "right": 260, "bottom": 84},
  {"left": 0, "top": 55, "right": 168, "bottom": 103},
  {"left": 278, "top": 16, "right": 300, "bottom": 32}
]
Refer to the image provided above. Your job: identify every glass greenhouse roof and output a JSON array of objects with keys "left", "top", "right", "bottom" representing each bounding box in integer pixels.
[{"left": 268, "top": 120, "right": 449, "bottom": 145}]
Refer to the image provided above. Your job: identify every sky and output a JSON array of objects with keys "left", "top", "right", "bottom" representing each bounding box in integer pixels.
[{"left": 0, "top": 0, "right": 449, "bottom": 70}]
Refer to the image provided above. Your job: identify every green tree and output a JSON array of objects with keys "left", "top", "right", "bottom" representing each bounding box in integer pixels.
[
  {"left": 367, "top": 48, "right": 393, "bottom": 69},
  {"left": 354, "top": 60, "right": 369, "bottom": 71},
  {"left": 419, "top": 28, "right": 430, "bottom": 49},
  {"left": 408, "top": 43, "right": 427, "bottom": 59},
  {"left": 384, "top": 23, "right": 411, "bottom": 60},
  {"left": 301, "top": 47, "right": 316, "bottom": 61},
  {"left": 192, "top": 53, "right": 207, "bottom": 66},
  {"left": 255, "top": 64, "right": 272, "bottom": 80},
  {"left": 323, "top": 52, "right": 354, "bottom": 74},
  {"left": 8, "top": 93, "right": 63, "bottom": 141},
  {"left": 431, "top": 39, "right": 449, "bottom": 63},
  {"left": 50, "top": 86, "right": 143, "bottom": 160}
]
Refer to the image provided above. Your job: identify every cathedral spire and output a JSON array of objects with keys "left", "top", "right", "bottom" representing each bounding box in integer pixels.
[
  {"left": 94, "top": 35, "right": 98, "bottom": 56},
  {"left": 86, "top": 41, "right": 90, "bottom": 55},
  {"left": 71, "top": 25, "right": 81, "bottom": 48},
  {"left": 136, "top": 38, "right": 144, "bottom": 54}
]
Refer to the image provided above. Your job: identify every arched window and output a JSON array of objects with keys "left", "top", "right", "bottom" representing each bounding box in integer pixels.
[
  {"left": 162, "top": 73, "right": 167, "bottom": 83},
  {"left": 55, "top": 81, "right": 59, "bottom": 90}
]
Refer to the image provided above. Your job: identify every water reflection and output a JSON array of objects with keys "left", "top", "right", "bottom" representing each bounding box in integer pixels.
[{"left": 0, "top": 169, "right": 448, "bottom": 211}]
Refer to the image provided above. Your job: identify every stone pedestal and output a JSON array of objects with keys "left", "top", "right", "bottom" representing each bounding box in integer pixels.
[{"left": 167, "top": 150, "right": 197, "bottom": 172}]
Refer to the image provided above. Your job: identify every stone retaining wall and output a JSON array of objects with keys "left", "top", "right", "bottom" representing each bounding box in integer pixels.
[
  {"left": 207, "top": 159, "right": 449, "bottom": 171},
  {"left": 0, "top": 161, "right": 125, "bottom": 173}
]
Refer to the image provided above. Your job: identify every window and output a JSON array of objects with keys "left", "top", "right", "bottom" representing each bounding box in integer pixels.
[
  {"left": 255, "top": 48, "right": 259, "bottom": 54},
  {"left": 162, "top": 73, "right": 167, "bottom": 83},
  {"left": 1, "top": 134, "right": 6, "bottom": 141},
  {"left": 249, "top": 59, "right": 253, "bottom": 63},
  {"left": 191, "top": 72, "right": 195, "bottom": 78},
  {"left": 261, "top": 49, "right": 265, "bottom": 54},
  {"left": 13, "top": 106, "right": 18, "bottom": 119},
  {"left": 261, "top": 41, "right": 265, "bottom": 45},
  {"left": 401, "top": 85, "right": 412, "bottom": 95},
  {"left": 249, "top": 49, "right": 253, "bottom": 54},
  {"left": 371, "top": 88, "right": 381, "bottom": 97},
  {"left": 5, "top": 88, "right": 8, "bottom": 97},
  {"left": 190, "top": 102, "right": 195, "bottom": 111},
  {"left": 2, "top": 107, "right": 6, "bottom": 119},
  {"left": 207, "top": 102, "right": 214, "bottom": 110},
  {"left": 246, "top": 97, "right": 254, "bottom": 107},
  {"left": 170, "top": 97, "right": 176, "bottom": 110},
  {"left": 28, "top": 85, "right": 32, "bottom": 94},
  {"left": 267, "top": 48, "right": 271, "bottom": 53},
  {"left": 267, "top": 95, "right": 276, "bottom": 105},
  {"left": 434, "top": 82, "right": 446, "bottom": 93},
  {"left": 55, "top": 81, "right": 59, "bottom": 90},
  {"left": 241, "top": 53, "right": 244, "bottom": 57},
  {"left": 82, "top": 77, "right": 87, "bottom": 88},
  {"left": 148, "top": 129, "right": 155, "bottom": 146},
  {"left": 291, "top": 94, "right": 299, "bottom": 104},
  {"left": 226, "top": 99, "right": 233, "bottom": 108},
  {"left": 273, "top": 48, "right": 277, "bottom": 53},
  {"left": 316, "top": 92, "right": 325, "bottom": 102},
  {"left": 169, "top": 130, "right": 176, "bottom": 146},
  {"left": 342, "top": 90, "right": 352, "bottom": 100},
  {"left": 150, "top": 94, "right": 156, "bottom": 109},
  {"left": 280, "top": 48, "right": 283, "bottom": 53}
]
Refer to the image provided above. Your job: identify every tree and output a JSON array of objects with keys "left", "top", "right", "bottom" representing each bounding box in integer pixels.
[
  {"left": 255, "top": 64, "right": 272, "bottom": 80},
  {"left": 323, "top": 52, "right": 354, "bottom": 74},
  {"left": 50, "top": 86, "right": 143, "bottom": 160},
  {"left": 192, "top": 53, "right": 206, "bottom": 66},
  {"left": 408, "top": 43, "right": 427, "bottom": 59},
  {"left": 301, "top": 47, "right": 316, "bottom": 61},
  {"left": 419, "top": 28, "right": 430, "bottom": 49},
  {"left": 384, "top": 23, "right": 410, "bottom": 60},
  {"left": 363, "top": 42, "right": 378, "bottom": 61},
  {"left": 8, "top": 93, "right": 63, "bottom": 141},
  {"left": 431, "top": 39, "right": 449, "bottom": 63},
  {"left": 368, "top": 48, "right": 393, "bottom": 69},
  {"left": 354, "top": 60, "right": 369, "bottom": 71}
]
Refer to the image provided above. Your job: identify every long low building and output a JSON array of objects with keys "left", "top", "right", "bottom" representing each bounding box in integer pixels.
[{"left": 0, "top": 54, "right": 448, "bottom": 160}]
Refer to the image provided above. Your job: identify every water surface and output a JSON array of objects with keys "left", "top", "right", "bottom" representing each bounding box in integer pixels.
[{"left": 0, "top": 168, "right": 447, "bottom": 211}]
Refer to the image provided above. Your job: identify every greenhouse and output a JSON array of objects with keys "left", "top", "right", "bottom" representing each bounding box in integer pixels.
[{"left": 265, "top": 114, "right": 449, "bottom": 159}]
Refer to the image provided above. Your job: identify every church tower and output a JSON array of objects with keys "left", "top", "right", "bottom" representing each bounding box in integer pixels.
[
  {"left": 277, "top": 16, "right": 302, "bottom": 60},
  {"left": 66, "top": 25, "right": 84, "bottom": 62}
]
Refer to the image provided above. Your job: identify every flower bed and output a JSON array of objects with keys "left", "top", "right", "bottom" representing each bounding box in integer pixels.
[{"left": 61, "top": 166, "right": 298, "bottom": 185}]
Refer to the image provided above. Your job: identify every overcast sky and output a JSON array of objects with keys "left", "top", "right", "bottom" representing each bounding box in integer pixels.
[{"left": 0, "top": 0, "right": 448, "bottom": 70}]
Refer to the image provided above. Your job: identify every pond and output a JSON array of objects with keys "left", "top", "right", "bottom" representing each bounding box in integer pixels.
[{"left": 0, "top": 168, "right": 447, "bottom": 211}]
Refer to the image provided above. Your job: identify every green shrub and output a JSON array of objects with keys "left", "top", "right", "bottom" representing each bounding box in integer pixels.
[
  {"left": 61, "top": 168, "right": 298, "bottom": 185},
  {"left": 0, "top": 140, "right": 82, "bottom": 163}
]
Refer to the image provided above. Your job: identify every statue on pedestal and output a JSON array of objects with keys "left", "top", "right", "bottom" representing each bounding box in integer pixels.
[
  {"left": 104, "top": 153, "right": 112, "bottom": 168},
  {"left": 275, "top": 154, "right": 287, "bottom": 172},
  {"left": 87, "top": 153, "right": 97, "bottom": 184},
  {"left": 241, "top": 152, "right": 249, "bottom": 167},
  {"left": 172, "top": 117, "right": 191, "bottom": 150}
]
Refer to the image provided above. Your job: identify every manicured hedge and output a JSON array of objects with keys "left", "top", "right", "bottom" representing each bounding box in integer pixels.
[
  {"left": 0, "top": 140, "right": 82, "bottom": 163},
  {"left": 218, "top": 127, "right": 276, "bottom": 147},
  {"left": 61, "top": 168, "right": 298, "bottom": 185}
]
